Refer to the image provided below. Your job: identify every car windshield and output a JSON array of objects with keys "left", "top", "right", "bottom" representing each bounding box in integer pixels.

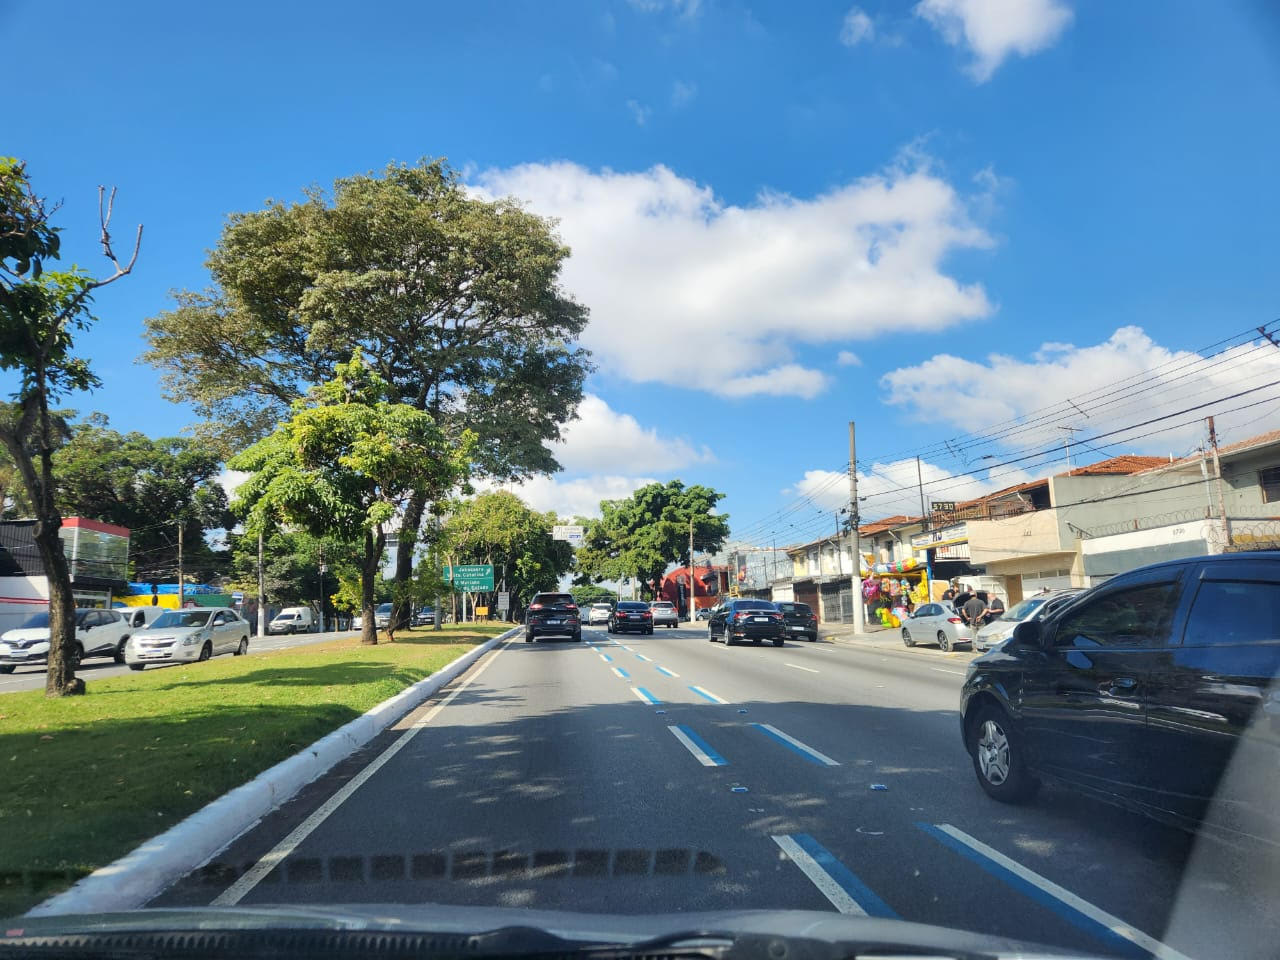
[
  {"left": 1002, "top": 597, "right": 1047, "bottom": 621},
  {"left": 151, "top": 611, "right": 212, "bottom": 628},
  {"left": 7, "top": 7, "right": 1275, "bottom": 957}
]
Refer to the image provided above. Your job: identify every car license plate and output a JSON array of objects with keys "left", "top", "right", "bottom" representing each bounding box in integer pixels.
[
  {"left": 790, "top": 625, "right": 805, "bottom": 631},
  {"left": 548, "top": 618, "right": 563, "bottom": 625},
  {"left": 752, "top": 616, "right": 768, "bottom": 623},
  {"left": 11, "top": 651, "right": 28, "bottom": 659}
]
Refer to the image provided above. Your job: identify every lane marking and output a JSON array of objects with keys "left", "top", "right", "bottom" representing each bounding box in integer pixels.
[
  {"left": 930, "top": 666, "right": 966, "bottom": 676},
  {"left": 620, "top": 644, "right": 635, "bottom": 651},
  {"left": 784, "top": 662, "right": 819, "bottom": 674},
  {"left": 667, "top": 725, "right": 727, "bottom": 766},
  {"left": 751, "top": 723, "right": 840, "bottom": 766},
  {"left": 689, "top": 685, "right": 728, "bottom": 704},
  {"left": 212, "top": 640, "right": 511, "bottom": 905},
  {"left": 918, "top": 823, "right": 1192, "bottom": 960},
  {"left": 655, "top": 665, "right": 679, "bottom": 678},
  {"left": 598, "top": 652, "right": 613, "bottom": 663},
  {"left": 771, "top": 834, "right": 897, "bottom": 918},
  {"left": 612, "top": 666, "right": 630, "bottom": 679},
  {"left": 635, "top": 653, "right": 652, "bottom": 662},
  {"left": 631, "top": 686, "right": 661, "bottom": 705}
]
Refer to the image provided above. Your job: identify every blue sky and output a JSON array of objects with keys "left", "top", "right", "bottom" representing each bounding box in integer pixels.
[{"left": 6, "top": 0, "right": 1280, "bottom": 549}]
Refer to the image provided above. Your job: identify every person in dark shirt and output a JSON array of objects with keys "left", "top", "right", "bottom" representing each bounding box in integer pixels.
[
  {"left": 962, "top": 593, "right": 987, "bottom": 630},
  {"left": 941, "top": 586, "right": 956, "bottom": 603},
  {"left": 953, "top": 587, "right": 972, "bottom": 611},
  {"left": 986, "top": 594, "right": 1006, "bottom": 623}
]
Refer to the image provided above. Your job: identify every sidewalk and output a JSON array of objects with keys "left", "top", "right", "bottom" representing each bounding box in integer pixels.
[{"left": 817, "top": 621, "right": 978, "bottom": 662}]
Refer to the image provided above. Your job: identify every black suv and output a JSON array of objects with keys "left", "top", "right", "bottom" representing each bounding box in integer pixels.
[
  {"left": 608, "top": 601, "right": 652, "bottom": 635},
  {"left": 708, "top": 599, "right": 785, "bottom": 646},
  {"left": 960, "top": 552, "right": 1280, "bottom": 841},
  {"left": 776, "top": 601, "right": 818, "bottom": 642},
  {"left": 524, "top": 592, "right": 581, "bottom": 643}
]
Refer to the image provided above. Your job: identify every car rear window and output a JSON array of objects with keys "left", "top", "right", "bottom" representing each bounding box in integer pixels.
[
  {"left": 651, "top": 602, "right": 674, "bottom": 608},
  {"left": 734, "top": 600, "right": 777, "bottom": 611},
  {"left": 536, "top": 594, "right": 575, "bottom": 604},
  {"left": 617, "top": 602, "right": 649, "bottom": 611},
  {"left": 778, "top": 602, "right": 811, "bottom": 615}
]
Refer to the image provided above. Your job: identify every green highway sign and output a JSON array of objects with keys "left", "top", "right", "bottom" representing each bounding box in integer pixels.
[{"left": 442, "top": 564, "right": 495, "bottom": 591}]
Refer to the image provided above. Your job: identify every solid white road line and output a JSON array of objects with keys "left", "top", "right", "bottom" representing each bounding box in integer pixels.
[
  {"left": 929, "top": 823, "right": 1194, "bottom": 960},
  {"left": 688, "top": 685, "right": 728, "bottom": 704},
  {"left": 784, "top": 662, "right": 819, "bottom": 674},
  {"left": 211, "top": 641, "right": 511, "bottom": 906},
  {"left": 667, "top": 725, "right": 726, "bottom": 766},
  {"left": 771, "top": 835, "right": 867, "bottom": 916},
  {"left": 931, "top": 667, "right": 967, "bottom": 676},
  {"left": 752, "top": 723, "right": 840, "bottom": 766},
  {"left": 611, "top": 667, "right": 627, "bottom": 679}
]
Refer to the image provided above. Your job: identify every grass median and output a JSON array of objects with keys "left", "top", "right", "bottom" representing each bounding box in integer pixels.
[{"left": 0, "top": 622, "right": 511, "bottom": 918}]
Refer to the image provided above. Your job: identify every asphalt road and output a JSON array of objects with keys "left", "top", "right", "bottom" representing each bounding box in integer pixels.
[
  {"left": 0, "top": 629, "right": 358, "bottom": 694},
  {"left": 152, "top": 624, "right": 1275, "bottom": 960}
]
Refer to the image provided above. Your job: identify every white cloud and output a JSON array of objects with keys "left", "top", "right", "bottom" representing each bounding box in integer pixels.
[
  {"left": 628, "top": 0, "right": 701, "bottom": 18},
  {"left": 840, "top": 6, "right": 875, "bottom": 46},
  {"left": 671, "top": 79, "right": 697, "bottom": 107},
  {"left": 472, "top": 156, "right": 993, "bottom": 398},
  {"left": 218, "top": 469, "right": 250, "bottom": 501},
  {"left": 626, "top": 99, "right": 652, "bottom": 125},
  {"left": 879, "top": 326, "right": 1280, "bottom": 456},
  {"left": 553, "top": 394, "right": 712, "bottom": 472},
  {"left": 837, "top": 350, "right": 862, "bottom": 367},
  {"left": 481, "top": 474, "right": 659, "bottom": 519},
  {"left": 915, "top": 0, "right": 1073, "bottom": 82}
]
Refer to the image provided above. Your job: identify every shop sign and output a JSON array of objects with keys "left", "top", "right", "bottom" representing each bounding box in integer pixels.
[{"left": 911, "top": 522, "right": 968, "bottom": 550}]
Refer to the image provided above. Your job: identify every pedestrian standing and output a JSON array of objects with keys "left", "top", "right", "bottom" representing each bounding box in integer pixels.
[
  {"left": 986, "top": 593, "right": 1005, "bottom": 623},
  {"left": 962, "top": 592, "right": 987, "bottom": 632}
]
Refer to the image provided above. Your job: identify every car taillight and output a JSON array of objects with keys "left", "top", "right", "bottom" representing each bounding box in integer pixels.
[
  {"left": 948, "top": 617, "right": 963, "bottom": 624},
  {"left": 642, "top": 611, "right": 652, "bottom": 618},
  {"left": 529, "top": 603, "right": 543, "bottom": 611},
  {"left": 565, "top": 603, "right": 578, "bottom": 611}
]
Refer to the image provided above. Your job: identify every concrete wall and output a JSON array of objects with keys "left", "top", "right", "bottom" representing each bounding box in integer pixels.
[{"left": 969, "top": 508, "right": 1067, "bottom": 564}]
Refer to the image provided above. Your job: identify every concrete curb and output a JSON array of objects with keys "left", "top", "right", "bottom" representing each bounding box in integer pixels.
[{"left": 28, "top": 626, "right": 521, "bottom": 917}]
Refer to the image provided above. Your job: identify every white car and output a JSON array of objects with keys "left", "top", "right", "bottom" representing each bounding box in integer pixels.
[
  {"left": 125, "top": 607, "right": 250, "bottom": 670},
  {"left": 649, "top": 600, "right": 679, "bottom": 628},
  {"left": 900, "top": 602, "right": 974, "bottom": 652},
  {"left": 0, "top": 608, "right": 133, "bottom": 673},
  {"left": 587, "top": 603, "right": 612, "bottom": 625},
  {"left": 973, "top": 589, "right": 1083, "bottom": 651}
]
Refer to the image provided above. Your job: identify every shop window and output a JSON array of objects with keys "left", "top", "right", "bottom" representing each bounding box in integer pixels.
[{"left": 1260, "top": 466, "right": 1280, "bottom": 504}]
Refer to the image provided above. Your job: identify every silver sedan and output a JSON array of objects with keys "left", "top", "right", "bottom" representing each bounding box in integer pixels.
[{"left": 901, "top": 602, "right": 974, "bottom": 651}]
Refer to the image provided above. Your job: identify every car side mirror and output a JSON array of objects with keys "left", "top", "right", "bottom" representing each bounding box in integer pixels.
[{"left": 1010, "top": 620, "right": 1042, "bottom": 648}]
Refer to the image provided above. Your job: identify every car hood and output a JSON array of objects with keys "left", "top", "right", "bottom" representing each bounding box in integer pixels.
[
  {"left": 0, "top": 628, "right": 53, "bottom": 646},
  {"left": 976, "top": 619, "right": 1017, "bottom": 639},
  {"left": 6, "top": 904, "right": 1099, "bottom": 959},
  {"left": 133, "top": 625, "right": 208, "bottom": 639}
]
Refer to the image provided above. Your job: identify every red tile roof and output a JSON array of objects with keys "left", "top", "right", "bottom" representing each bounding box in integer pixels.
[
  {"left": 1064, "top": 455, "right": 1168, "bottom": 476},
  {"left": 1136, "top": 428, "right": 1280, "bottom": 474}
]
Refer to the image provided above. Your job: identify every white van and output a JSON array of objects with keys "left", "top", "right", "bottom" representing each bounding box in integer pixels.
[{"left": 268, "top": 607, "right": 317, "bottom": 634}]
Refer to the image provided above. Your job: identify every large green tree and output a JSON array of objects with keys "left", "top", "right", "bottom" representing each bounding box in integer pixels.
[
  {"left": 575, "top": 481, "right": 730, "bottom": 599},
  {"left": 142, "top": 159, "right": 591, "bottom": 630},
  {"left": 229, "top": 354, "right": 472, "bottom": 644},
  {"left": 442, "top": 490, "right": 574, "bottom": 616},
  {"left": 0, "top": 158, "right": 141, "bottom": 696},
  {"left": 52, "top": 415, "right": 232, "bottom": 583}
]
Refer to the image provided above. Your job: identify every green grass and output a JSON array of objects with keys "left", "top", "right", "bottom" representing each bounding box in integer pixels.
[{"left": 0, "top": 622, "right": 509, "bottom": 918}]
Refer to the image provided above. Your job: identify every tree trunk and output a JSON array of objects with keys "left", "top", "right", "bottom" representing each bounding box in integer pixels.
[
  {"left": 359, "top": 528, "right": 381, "bottom": 645},
  {"left": 390, "top": 489, "right": 427, "bottom": 632},
  {"left": 37, "top": 520, "right": 83, "bottom": 696}
]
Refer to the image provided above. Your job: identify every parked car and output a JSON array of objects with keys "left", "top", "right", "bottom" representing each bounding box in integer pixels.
[
  {"left": 412, "top": 607, "right": 436, "bottom": 626},
  {"left": 708, "top": 599, "right": 785, "bottom": 646},
  {"left": 269, "top": 606, "right": 317, "bottom": 634},
  {"left": 973, "top": 589, "right": 1082, "bottom": 651},
  {"left": 649, "top": 600, "right": 679, "bottom": 628},
  {"left": 776, "top": 601, "right": 819, "bottom": 642},
  {"left": 901, "top": 602, "right": 973, "bottom": 651},
  {"left": 0, "top": 608, "right": 133, "bottom": 672},
  {"left": 351, "top": 614, "right": 363, "bottom": 631},
  {"left": 118, "top": 605, "right": 167, "bottom": 632},
  {"left": 608, "top": 601, "right": 652, "bottom": 635},
  {"left": 524, "top": 592, "right": 582, "bottom": 642},
  {"left": 960, "top": 552, "right": 1280, "bottom": 842},
  {"left": 587, "top": 603, "right": 612, "bottom": 625},
  {"left": 374, "top": 602, "right": 395, "bottom": 629},
  {"left": 695, "top": 606, "right": 712, "bottom": 621},
  {"left": 125, "top": 607, "right": 250, "bottom": 670}
]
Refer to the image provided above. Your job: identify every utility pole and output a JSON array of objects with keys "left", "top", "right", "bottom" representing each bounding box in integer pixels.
[
  {"left": 1208, "top": 416, "right": 1233, "bottom": 550},
  {"left": 917, "top": 455, "right": 932, "bottom": 602},
  {"left": 176, "top": 520, "right": 184, "bottom": 611},
  {"left": 257, "top": 528, "right": 266, "bottom": 637},
  {"left": 687, "top": 515, "right": 695, "bottom": 622},
  {"left": 318, "top": 543, "right": 326, "bottom": 633},
  {"left": 848, "top": 422, "right": 865, "bottom": 634}
]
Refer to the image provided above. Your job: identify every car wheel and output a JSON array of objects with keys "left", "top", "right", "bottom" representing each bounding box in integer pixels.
[
  {"left": 128, "top": 664, "right": 145, "bottom": 672},
  {"left": 902, "top": 628, "right": 915, "bottom": 648},
  {"left": 708, "top": 626, "right": 716, "bottom": 642},
  {"left": 936, "top": 630, "right": 951, "bottom": 652},
  {"left": 646, "top": 627, "right": 653, "bottom": 635},
  {"left": 573, "top": 632, "right": 582, "bottom": 642},
  {"left": 235, "top": 637, "right": 249, "bottom": 656},
  {"left": 725, "top": 632, "right": 736, "bottom": 647},
  {"left": 69, "top": 644, "right": 83, "bottom": 669},
  {"left": 525, "top": 634, "right": 533, "bottom": 643},
  {"left": 967, "top": 703, "right": 1038, "bottom": 803},
  {"left": 198, "top": 642, "right": 212, "bottom": 662},
  {"left": 772, "top": 638, "right": 784, "bottom": 647},
  {"left": 0, "top": 665, "right": 14, "bottom": 674},
  {"left": 808, "top": 632, "right": 818, "bottom": 642},
  {"left": 115, "top": 639, "right": 128, "bottom": 664}
]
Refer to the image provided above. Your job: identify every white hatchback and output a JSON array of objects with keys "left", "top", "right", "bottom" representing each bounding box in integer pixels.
[
  {"left": 588, "top": 603, "right": 612, "bottom": 625},
  {"left": 650, "top": 601, "right": 679, "bottom": 628}
]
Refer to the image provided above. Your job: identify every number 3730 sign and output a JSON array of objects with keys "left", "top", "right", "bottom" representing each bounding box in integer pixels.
[{"left": 442, "top": 564, "right": 495, "bottom": 591}]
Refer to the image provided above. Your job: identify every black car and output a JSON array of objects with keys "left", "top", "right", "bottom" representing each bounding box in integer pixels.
[
  {"left": 776, "top": 601, "right": 818, "bottom": 642},
  {"left": 708, "top": 599, "right": 786, "bottom": 646},
  {"left": 524, "top": 592, "right": 581, "bottom": 642},
  {"left": 608, "top": 601, "right": 652, "bottom": 634},
  {"left": 960, "top": 552, "right": 1280, "bottom": 842}
]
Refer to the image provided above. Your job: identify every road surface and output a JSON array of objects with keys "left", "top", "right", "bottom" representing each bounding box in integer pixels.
[
  {"left": 152, "top": 624, "right": 1274, "bottom": 959},
  {"left": 0, "top": 629, "right": 358, "bottom": 694}
]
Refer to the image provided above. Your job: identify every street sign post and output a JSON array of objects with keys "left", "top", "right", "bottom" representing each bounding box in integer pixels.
[
  {"left": 442, "top": 564, "right": 495, "bottom": 591},
  {"left": 497, "top": 591, "right": 511, "bottom": 611}
]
